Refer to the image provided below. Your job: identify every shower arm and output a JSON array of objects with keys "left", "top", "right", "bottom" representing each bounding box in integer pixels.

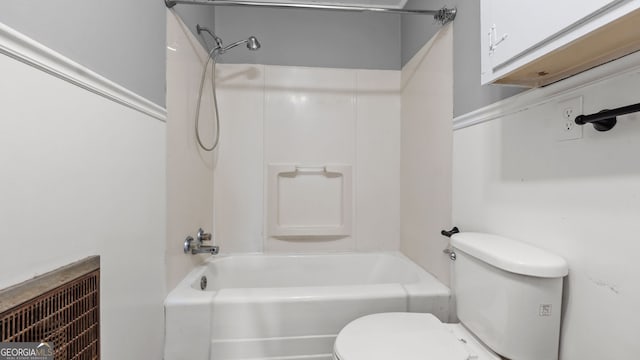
[
  {"left": 166, "top": 0, "right": 457, "bottom": 25},
  {"left": 218, "top": 39, "right": 248, "bottom": 53},
  {"left": 197, "top": 24, "right": 224, "bottom": 48}
]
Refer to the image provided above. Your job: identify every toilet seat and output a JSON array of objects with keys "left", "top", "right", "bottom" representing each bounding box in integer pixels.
[{"left": 333, "top": 313, "right": 499, "bottom": 360}]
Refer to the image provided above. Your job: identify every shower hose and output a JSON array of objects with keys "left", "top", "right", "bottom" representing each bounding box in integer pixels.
[{"left": 195, "top": 47, "right": 221, "bottom": 152}]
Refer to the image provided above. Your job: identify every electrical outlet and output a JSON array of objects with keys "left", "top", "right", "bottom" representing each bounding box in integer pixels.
[{"left": 557, "top": 96, "right": 583, "bottom": 141}]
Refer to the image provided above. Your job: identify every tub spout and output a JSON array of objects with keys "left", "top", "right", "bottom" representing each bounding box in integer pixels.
[{"left": 192, "top": 245, "right": 219, "bottom": 255}]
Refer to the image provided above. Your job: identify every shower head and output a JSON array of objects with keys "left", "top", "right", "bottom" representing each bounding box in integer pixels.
[
  {"left": 246, "top": 36, "right": 261, "bottom": 51},
  {"left": 196, "top": 24, "right": 260, "bottom": 54},
  {"left": 219, "top": 36, "right": 262, "bottom": 54}
]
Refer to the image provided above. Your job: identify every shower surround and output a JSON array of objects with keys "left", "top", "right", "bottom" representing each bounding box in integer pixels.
[
  {"left": 164, "top": 12, "right": 455, "bottom": 360},
  {"left": 166, "top": 8, "right": 453, "bottom": 284},
  {"left": 166, "top": 10, "right": 404, "bottom": 289},
  {"left": 212, "top": 63, "right": 402, "bottom": 253}
]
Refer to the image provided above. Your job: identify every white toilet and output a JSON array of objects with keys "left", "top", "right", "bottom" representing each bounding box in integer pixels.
[{"left": 334, "top": 232, "right": 569, "bottom": 360}]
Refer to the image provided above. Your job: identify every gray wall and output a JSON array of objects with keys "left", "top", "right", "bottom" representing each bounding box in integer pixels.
[
  {"left": 0, "top": 0, "right": 524, "bottom": 112},
  {"left": 0, "top": 1, "right": 167, "bottom": 107},
  {"left": 214, "top": 6, "right": 401, "bottom": 70},
  {"left": 402, "top": 0, "right": 525, "bottom": 117},
  {"left": 174, "top": 6, "right": 216, "bottom": 51}
]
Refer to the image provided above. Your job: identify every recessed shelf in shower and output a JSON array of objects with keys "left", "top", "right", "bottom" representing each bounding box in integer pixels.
[{"left": 267, "top": 163, "right": 352, "bottom": 237}]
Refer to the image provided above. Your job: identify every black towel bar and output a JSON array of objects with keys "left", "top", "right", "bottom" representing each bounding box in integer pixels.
[{"left": 575, "top": 102, "right": 640, "bottom": 132}]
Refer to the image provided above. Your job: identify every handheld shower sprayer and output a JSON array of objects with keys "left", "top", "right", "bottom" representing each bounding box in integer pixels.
[
  {"left": 246, "top": 36, "right": 261, "bottom": 51},
  {"left": 193, "top": 24, "right": 261, "bottom": 152},
  {"left": 195, "top": 24, "right": 260, "bottom": 55},
  {"left": 217, "top": 36, "right": 261, "bottom": 54}
]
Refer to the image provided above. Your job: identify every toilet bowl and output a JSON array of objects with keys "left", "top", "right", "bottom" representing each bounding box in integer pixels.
[
  {"left": 333, "top": 232, "right": 569, "bottom": 360},
  {"left": 333, "top": 312, "right": 500, "bottom": 360}
]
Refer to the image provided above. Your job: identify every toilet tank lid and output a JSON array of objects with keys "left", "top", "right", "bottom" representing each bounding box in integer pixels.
[{"left": 451, "top": 232, "right": 568, "bottom": 278}]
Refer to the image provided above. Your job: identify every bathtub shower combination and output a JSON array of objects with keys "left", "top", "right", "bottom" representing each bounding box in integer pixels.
[
  {"left": 164, "top": 252, "right": 450, "bottom": 360},
  {"left": 163, "top": 3, "right": 459, "bottom": 360}
]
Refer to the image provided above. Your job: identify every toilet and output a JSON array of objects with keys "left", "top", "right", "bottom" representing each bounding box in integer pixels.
[{"left": 333, "top": 232, "right": 569, "bottom": 360}]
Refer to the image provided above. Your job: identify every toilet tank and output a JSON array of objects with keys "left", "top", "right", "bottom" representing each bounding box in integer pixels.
[{"left": 451, "top": 233, "right": 568, "bottom": 360}]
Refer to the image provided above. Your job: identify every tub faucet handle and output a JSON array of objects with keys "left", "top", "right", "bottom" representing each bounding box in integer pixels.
[
  {"left": 197, "top": 228, "right": 212, "bottom": 242},
  {"left": 184, "top": 234, "right": 220, "bottom": 255},
  {"left": 184, "top": 236, "right": 194, "bottom": 254}
]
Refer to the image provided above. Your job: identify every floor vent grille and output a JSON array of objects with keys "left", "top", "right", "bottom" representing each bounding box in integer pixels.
[{"left": 0, "top": 257, "right": 100, "bottom": 359}]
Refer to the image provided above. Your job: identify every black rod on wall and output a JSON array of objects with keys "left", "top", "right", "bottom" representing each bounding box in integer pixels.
[
  {"left": 575, "top": 102, "right": 640, "bottom": 132},
  {"left": 164, "top": 0, "right": 457, "bottom": 24}
]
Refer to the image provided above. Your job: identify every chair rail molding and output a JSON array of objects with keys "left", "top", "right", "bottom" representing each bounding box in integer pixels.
[
  {"left": 0, "top": 22, "right": 167, "bottom": 122},
  {"left": 454, "top": 50, "right": 640, "bottom": 130}
]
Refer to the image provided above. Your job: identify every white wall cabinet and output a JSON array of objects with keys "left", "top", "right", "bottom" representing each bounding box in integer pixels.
[{"left": 481, "top": 0, "right": 640, "bottom": 86}]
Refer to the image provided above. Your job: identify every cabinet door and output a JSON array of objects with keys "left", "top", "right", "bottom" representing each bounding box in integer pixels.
[{"left": 484, "top": 0, "right": 623, "bottom": 71}]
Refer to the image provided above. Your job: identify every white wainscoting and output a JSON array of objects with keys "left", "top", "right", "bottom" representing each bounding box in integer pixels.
[
  {"left": 453, "top": 50, "right": 640, "bottom": 360},
  {"left": 0, "top": 21, "right": 166, "bottom": 360}
]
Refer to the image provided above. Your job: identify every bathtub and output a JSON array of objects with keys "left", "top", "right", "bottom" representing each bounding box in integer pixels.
[{"left": 164, "top": 252, "right": 450, "bottom": 360}]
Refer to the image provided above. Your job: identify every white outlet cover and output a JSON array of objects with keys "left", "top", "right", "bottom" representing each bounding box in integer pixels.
[{"left": 556, "top": 96, "right": 583, "bottom": 141}]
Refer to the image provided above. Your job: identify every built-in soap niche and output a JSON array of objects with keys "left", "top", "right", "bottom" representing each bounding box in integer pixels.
[{"left": 267, "top": 164, "right": 352, "bottom": 238}]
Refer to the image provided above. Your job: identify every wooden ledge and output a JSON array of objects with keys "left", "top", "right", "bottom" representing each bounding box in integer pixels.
[{"left": 0, "top": 256, "right": 100, "bottom": 314}]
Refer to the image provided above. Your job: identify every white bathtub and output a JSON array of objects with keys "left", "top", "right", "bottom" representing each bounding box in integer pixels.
[{"left": 164, "top": 252, "right": 450, "bottom": 360}]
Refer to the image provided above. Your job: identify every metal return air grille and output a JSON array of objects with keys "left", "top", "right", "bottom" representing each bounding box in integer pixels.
[{"left": 0, "top": 258, "right": 100, "bottom": 360}]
